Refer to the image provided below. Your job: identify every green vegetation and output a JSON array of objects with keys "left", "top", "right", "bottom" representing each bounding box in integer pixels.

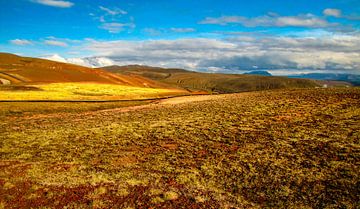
[
  {"left": 0, "top": 88, "right": 359, "bottom": 208},
  {"left": 0, "top": 83, "right": 186, "bottom": 101}
]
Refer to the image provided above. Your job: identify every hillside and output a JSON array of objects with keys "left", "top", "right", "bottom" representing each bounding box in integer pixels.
[
  {"left": 103, "top": 65, "right": 189, "bottom": 81},
  {"left": 0, "top": 53, "right": 172, "bottom": 89},
  {"left": 102, "top": 65, "right": 320, "bottom": 93}
]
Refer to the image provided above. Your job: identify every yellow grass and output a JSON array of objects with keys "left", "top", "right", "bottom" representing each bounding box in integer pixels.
[{"left": 0, "top": 83, "right": 184, "bottom": 100}]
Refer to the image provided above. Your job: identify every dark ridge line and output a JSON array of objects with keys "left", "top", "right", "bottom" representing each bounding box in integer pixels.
[{"left": 0, "top": 93, "right": 210, "bottom": 103}]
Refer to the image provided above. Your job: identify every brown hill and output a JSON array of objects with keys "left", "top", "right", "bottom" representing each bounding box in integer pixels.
[
  {"left": 102, "top": 65, "right": 320, "bottom": 93},
  {"left": 0, "top": 53, "right": 171, "bottom": 89}
]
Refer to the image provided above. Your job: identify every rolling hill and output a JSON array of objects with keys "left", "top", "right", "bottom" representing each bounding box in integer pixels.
[
  {"left": 0, "top": 53, "right": 321, "bottom": 95},
  {"left": 102, "top": 65, "right": 320, "bottom": 93},
  {"left": 0, "top": 53, "right": 172, "bottom": 89}
]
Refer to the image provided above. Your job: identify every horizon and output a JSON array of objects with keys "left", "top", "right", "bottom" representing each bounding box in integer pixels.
[{"left": 1, "top": 0, "right": 360, "bottom": 75}]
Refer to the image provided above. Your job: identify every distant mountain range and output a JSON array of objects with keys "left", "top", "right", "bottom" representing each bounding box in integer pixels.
[
  {"left": 0, "top": 53, "right": 321, "bottom": 93},
  {"left": 2, "top": 53, "right": 358, "bottom": 91},
  {"left": 288, "top": 73, "right": 360, "bottom": 86},
  {"left": 40, "top": 55, "right": 359, "bottom": 86},
  {"left": 243, "top": 70, "right": 360, "bottom": 86},
  {"left": 243, "top": 71, "right": 272, "bottom": 76},
  {"left": 243, "top": 71, "right": 360, "bottom": 86}
]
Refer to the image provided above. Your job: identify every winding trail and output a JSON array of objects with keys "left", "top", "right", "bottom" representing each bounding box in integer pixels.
[
  {"left": 100, "top": 94, "right": 219, "bottom": 113},
  {"left": 159, "top": 94, "right": 218, "bottom": 105}
]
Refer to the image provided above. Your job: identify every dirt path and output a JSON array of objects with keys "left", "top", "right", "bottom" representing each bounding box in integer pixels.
[
  {"left": 95, "top": 94, "right": 220, "bottom": 114},
  {"left": 158, "top": 94, "right": 218, "bottom": 105}
]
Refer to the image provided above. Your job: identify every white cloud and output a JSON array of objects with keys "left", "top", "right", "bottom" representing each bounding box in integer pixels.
[
  {"left": 78, "top": 34, "right": 360, "bottom": 74},
  {"left": 143, "top": 28, "right": 162, "bottom": 36},
  {"left": 69, "top": 57, "right": 114, "bottom": 67},
  {"left": 323, "top": 8, "right": 342, "bottom": 17},
  {"left": 99, "top": 16, "right": 105, "bottom": 23},
  {"left": 40, "top": 54, "right": 114, "bottom": 68},
  {"left": 276, "top": 15, "right": 330, "bottom": 27},
  {"left": 99, "top": 6, "right": 127, "bottom": 16},
  {"left": 200, "top": 13, "right": 332, "bottom": 28},
  {"left": 41, "top": 54, "right": 67, "bottom": 62},
  {"left": 170, "top": 28, "right": 196, "bottom": 33},
  {"left": 28, "top": 32, "right": 360, "bottom": 74},
  {"left": 100, "top": 22, "right": 135, "bottom": 33},
  {"left": 94, "top": 6, "right": 133, "bottom": 33},
  {"left": 10, "top": 39, "right": 33, "bottom": 45},
  {"left": 143, "top": 28, "right": 196, "bottom": 36},
  {"left": 323, "top": 8, "right": 360, "bottom": 21},
  {"left": 31, "top": 0, "right": 74, "bottom": 8},
  {"left": 44, "top": 40, "right": 68, "bottom": 47}
]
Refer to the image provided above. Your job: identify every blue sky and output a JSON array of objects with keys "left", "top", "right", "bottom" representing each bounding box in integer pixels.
[{"left": 1, "top": 0, "right": 360, "bottom": 74}]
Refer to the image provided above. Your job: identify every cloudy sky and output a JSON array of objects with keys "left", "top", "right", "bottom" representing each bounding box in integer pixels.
[{"left": 1, "top": 0, "right": 360, "bottom": 74}]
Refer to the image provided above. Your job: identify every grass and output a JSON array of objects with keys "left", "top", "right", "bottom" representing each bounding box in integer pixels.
[
  {"left": 0, "top": 88, "right": 359, "bottom": 208},
  {"left": 0, "top": 83, "right": 186, "bottom": 101},
  {"left": 160, "top": 72, "right": 320, "bottom": 93},
  {"left": 0, "top": 101, "right": 149, "bottom": 117}
]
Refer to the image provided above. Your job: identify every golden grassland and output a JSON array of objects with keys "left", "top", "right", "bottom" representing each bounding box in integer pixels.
[
  {"left": 0, "top": 101, "right": 150, "bottom": 117},
  {"left": 0, "top": 83, "right": 186, "bottom": 101},
  {"left": 0, "top": 88, "right": 359, "bottom": 208}
]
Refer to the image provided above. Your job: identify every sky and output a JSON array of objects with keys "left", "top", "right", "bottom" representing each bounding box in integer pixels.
[{"left": 0, "top": 0, "right": 360, "bottom": 74}]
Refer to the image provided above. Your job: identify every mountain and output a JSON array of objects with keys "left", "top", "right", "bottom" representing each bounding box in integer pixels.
[
  {"left": 243, "top": 71, "right": 272, "bottom": 76},
  {"left": 0, "top": 53, "right": 173, "bottom": 88},
  {"left": 101, "top": 65, "right": 319, "bottom": 93},
  {"left": 288, "top": 73, "right": 360, "bottom": 86},
  {"left": 0, "top": 53, "right": 325, "bottom": 93}
]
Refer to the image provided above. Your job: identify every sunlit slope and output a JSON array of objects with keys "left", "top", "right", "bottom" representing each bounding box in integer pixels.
[
  {"left": 0, "top": 53, "right": 175, "bottom": 89},
  {"left": 0, "top": 83, "right": 185, "bottom": 101},
  {"left": 102, "top": 65, "right": 319, "bottom": 93}
]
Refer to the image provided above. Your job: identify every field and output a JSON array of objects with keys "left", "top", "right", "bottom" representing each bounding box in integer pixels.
[
  {"left": 0, "top": 88, "right": 359, "bottom": 208},
  {"left": 0, "top": 83, "right": 187, "bottom": 101}
]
